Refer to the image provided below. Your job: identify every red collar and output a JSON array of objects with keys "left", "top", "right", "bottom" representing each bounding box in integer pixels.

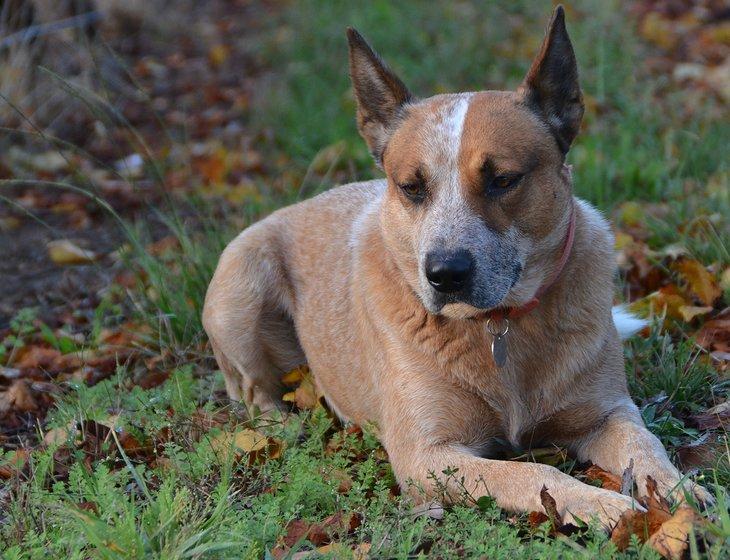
[{"left": 487, "top": 202, "right": 577, "bottom": 322}]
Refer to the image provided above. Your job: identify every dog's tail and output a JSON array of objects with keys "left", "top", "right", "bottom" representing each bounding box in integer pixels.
[{"left": 612, "top": 305, "right": 648, "bottom": 340}]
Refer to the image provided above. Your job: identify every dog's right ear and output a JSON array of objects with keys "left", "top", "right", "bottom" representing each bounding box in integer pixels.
[{"left": 347, "top": 28, "right": 413, "bottom": 168}]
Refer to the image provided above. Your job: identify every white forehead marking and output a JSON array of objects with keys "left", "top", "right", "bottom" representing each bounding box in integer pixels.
[{"left": 424, "top": 93, "right": 473, "bottom": 187}]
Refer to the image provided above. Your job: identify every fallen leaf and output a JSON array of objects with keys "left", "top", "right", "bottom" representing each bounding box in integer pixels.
[
  {"left": 194, "top": 150, "right": 226, "bottom": 184},
  {"left": 208, "top": 44, "right": 230, "bottom": 67},
  {"left": 672, "top": 258, "right": 721, "bottom": 306},
  {"left": 47, "top": 239, "right": 98, "bottom": 265},
  {"left": 695, "top": 315, "right": 730, "bottom": 352},
  {"left": 282, "top": 512, "right": 360, "bottom": 548},
  {"left": 647, "top": 507, "right": 697, "bottom": 560},
  {"left": 528, "top": 511, "right": 550, "bottom": 529},
  {"left": 640, "top": 12, "right": 679, "bottom": 50},
  {"left": 540, "top": 485, "right": 563, "bottom": 530},
  {"left": 678, "top": 305, "right": 713, "bottom": 322},
  {"left": 610, "top": 474, "right": 674, "bottom": 551},
  {"left": 692, "top": 401, "right": 729, "bottom": 430},
  {"left": 282, "top": 366, "right": 321, "bottom": 409},
  {"left": 281, "top": 365, "right": 308, "bottom": 386},
  {"left": 0, "top": 379, "right": 39, "bottom": 414},
  {"left": 645, "top": 476, "right": 672, "bottom": 516},
  {"left": 0, "top": 449, "right": 29, "bottom": 479},
  {"left": 13, "top": 345, "right": 62, "bottom": 370},
  {"left": 326, "top": 467, "right": 353, "bottom": 493},
  {"left": 617, "top": 201, "right": 646, "bottom": 228},
  {"left": 611, "top": 509, "right": 651, "bottom": 551},
  {"left": 43, "top": 424, "right": 78, "bottom": 446},
  {"left": 676, "top": 435, "right": 720, "bottom": 471},
  {"left": 631, "top": 284, "right": 691, "bottom": 323},
  {"left": 585, "top": 464, "right": 622, "bottom": 492},
  {"left": 209, "top": 428, "right": 281, "bottom": 463},
  {"left": 146, "top": 236, "right": 179, "bottom": 257}
]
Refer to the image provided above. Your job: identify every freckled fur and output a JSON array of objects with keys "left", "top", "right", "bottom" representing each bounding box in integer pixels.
[{"left": 203, "top": 6, "right": 710, "bottom": 528}]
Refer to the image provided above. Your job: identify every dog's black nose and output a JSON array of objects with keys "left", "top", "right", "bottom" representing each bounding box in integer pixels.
[{"left": 425, "top": 250, "right": 474, "bottom": 293}]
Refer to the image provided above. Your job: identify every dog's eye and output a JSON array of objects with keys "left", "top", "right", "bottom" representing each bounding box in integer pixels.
[
  {"left": 492, "top": 174, "right": 522, "bottom": 190},
  {"left": 398, "top": 179, "right": 426, "bottom": 201}
]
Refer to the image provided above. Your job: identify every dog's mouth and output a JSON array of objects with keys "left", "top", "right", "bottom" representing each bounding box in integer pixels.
[{"left": 425, "top": 262, "right": 524, "bottom": 318}]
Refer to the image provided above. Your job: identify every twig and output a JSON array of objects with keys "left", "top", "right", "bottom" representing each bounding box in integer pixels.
[{"left": 621, "top": 458, "right": 634, "bottom": 496}]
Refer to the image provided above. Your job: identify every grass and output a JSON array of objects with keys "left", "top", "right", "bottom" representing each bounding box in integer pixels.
[{"left": 1, "top": 0, "right": 729, "bottom": 558}]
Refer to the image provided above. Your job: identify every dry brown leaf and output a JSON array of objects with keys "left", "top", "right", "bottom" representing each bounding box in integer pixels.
[
  {"left": 146, "top": 236, "right": 179, "bottom": 257},
  {"left": 611, "top": 509, "right": 651, "bottom": 551},
  {"left": 528, "top": 510, "right": 550, "bottom": 529},
  {"left": 640, "top": 12, "right": 679, "bottom": 50},
  {"left": 647, "top": 506, "right": 698, "bottom": 560},
  {"left": 585, "top": 464, "right": 622, "bottom": 492},
  {"left": 0, "top": 449, "right": 29, "bottom": 479},
  {"left": 282, "top": 512, "right": 360, "bottom": 549},
  {"left": 695, "top": 315, "right": 730, "bottom": 352},
  {"left": 678, "top": 305, "right": 713, "bottom": 322},
  {"left": 326, "top": 467, "right": 354, "bottom": 493},
  {"left": 13, "top": 345, "right": 62, "bottom": 370},
  {"left": 672, "top": 258, "right": 721, "bottom": 307},
  {"left": 540, "top": 485, "right": 563, "bottom": 530},
  {"left": 692, "top": 401, "right": 729, "bottom": 430},
  {"left": 194, "top": 151, "right": 226, "bottom": 184},
  {"left": 282, "top": 366, "right": 321, "bottom": 409},
  {"left": 43, "top": 424, "right": 78, "bottom": 446},
  {"left": 0, "top": 379, "right": 39, "bottom": 414},
  {"left": 47, "top": 239, "right": 98, "bottom": 265},
  {"left": 209, "top": 429, "right": 281, "bottom": 463}
]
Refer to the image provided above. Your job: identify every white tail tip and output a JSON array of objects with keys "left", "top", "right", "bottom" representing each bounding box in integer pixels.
[{"left": 612, "top": 305, "right": 648, "bottom": 340}]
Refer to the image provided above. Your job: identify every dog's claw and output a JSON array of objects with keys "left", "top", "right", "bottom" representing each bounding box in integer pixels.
[{"left": 562, "top": 488, "right": 645, "bottom": 532}]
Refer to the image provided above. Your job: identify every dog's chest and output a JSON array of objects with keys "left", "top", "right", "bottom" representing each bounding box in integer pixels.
[{"left": 418, "top": 318, "right": 577, "bottom": 445}]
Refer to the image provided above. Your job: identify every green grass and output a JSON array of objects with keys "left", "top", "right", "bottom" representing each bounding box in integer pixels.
[{"left": 1, "top": 0, "right": 729, "bottom": 558}]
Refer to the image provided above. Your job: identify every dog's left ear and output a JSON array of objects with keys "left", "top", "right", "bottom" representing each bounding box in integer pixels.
[
  {"left": 518, "top": 5, "right": 584, "bottom": 154},
  {"left": 347, "top": 28, "right": 414, "bottom": 168}
]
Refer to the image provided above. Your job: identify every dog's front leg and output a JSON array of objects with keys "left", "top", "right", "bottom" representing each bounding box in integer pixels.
[
  {"left": 571, "top": 400, "right": 712, "bottom": 503},
  {"left": 380, "top": 390, "right": 641, "bottom": 529}
]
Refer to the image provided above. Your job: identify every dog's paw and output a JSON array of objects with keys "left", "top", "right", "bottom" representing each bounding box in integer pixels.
[{"left": 562, "top": 487, "right": 645, "bottom": 531}]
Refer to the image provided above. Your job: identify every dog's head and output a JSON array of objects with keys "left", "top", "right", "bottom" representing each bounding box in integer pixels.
[{"left": 347, "top": 7, "right": 584, "bottom": 318}]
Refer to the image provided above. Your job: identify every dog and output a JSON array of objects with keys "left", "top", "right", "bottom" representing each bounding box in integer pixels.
[{"left": 203, "top": 6, "right": 710, "bottom": 528}]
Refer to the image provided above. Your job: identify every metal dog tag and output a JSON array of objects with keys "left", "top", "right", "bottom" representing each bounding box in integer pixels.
[
  {"left": 491, "top": 333, "right": 508, "bottom": 368},
  {"left": 487, "top": 318, "right": 510, "bottom": 368}
]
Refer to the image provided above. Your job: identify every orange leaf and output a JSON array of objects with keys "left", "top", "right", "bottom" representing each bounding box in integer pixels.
[
  {"left": 678, "top": 305, "right": 713, "bottom": 322},
  {"left": 631, "top": 284, "right": 691, "bottom": 323},
  {"left": 0, "top": 449, "right": 29, "bottom": 479},
  {"left": 695, "top": 314, "right": 730, "bottom": 352},
  {"left": 647, "top": 507, "right": 698, "bottom": 560},
  {"left": 281, "top": 365, "right": 321, "bottom": 409},
  {"left": 585, "top": 464, "right": 622, "bottom": 492},
  {"left": 672, "top": 258, "right": 721, "bottom": 306},
  {"left": 611, "top": 510, "right": 651, "bottom": 551},
  {"left": 0, "top": 380, "right": 39, "bottom": 414}
]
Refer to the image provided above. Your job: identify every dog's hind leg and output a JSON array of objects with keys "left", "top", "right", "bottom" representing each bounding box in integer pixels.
[{"left": 203, "top": 225, "right": 304, "bottom": 411}]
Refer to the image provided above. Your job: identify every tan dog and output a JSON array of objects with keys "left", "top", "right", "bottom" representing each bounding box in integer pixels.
[{"left": 203, "top": 6, "right": 709, "bottom": 527}]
